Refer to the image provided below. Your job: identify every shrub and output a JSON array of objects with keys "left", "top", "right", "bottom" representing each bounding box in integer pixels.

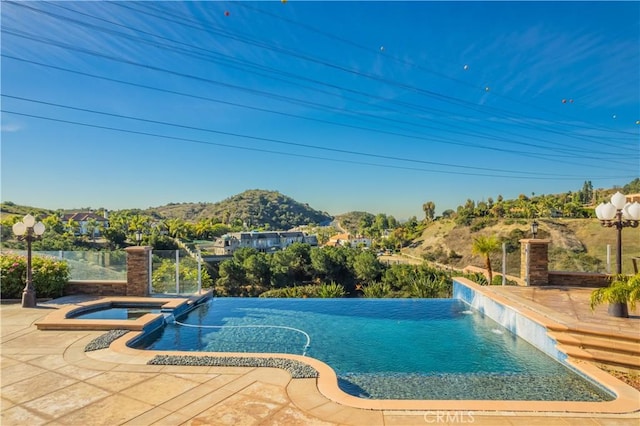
[
  {"left": 316, "top": 282, "right": 346, "bottom": 298},
  {"left": 259, "top": 282, "right": 346, "bottom": 298},
  {"left": 362, "top": 282, "right": 393, "bottom": 298},
  {"left": 0, "top": 253, "right": 69, "bottom": 299}
]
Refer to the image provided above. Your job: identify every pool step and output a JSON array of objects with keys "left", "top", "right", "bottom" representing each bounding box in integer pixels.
[{"left": 550, "top": 329, "right": 640, "bottom": 371}]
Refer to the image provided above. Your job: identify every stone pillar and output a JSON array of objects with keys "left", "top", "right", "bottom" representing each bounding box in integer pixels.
[
  {"left": 520, "top": 239, "right": 550, "bottom": 286},
  {"left": 125, "top": 246, "right": 151, "bottom": 296}
]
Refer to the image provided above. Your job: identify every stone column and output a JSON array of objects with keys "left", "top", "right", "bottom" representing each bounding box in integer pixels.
[
  {"left": 125, "top": 246, "right": 151, "bottom": 296},
  {"left": 520, "top": 239, "right": 550, "bottom": 286}
]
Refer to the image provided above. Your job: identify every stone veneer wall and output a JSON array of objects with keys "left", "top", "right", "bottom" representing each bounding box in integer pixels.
[
  {"left": 547, "top": 271, "right": 610, "bottom": 288},
  {"left": 64, "top": 280, "right": 127, "bottom": 296},
  {"left": 520, "top": 239, "right": 550, "bottom": 286},
  {"left": 125, "top": 246, "right": 151, "bottom": 297}
]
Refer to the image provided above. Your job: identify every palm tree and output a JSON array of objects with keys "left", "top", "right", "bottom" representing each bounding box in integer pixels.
[{"left": 471, "top": 235, "right": 501, "bottom": 284}]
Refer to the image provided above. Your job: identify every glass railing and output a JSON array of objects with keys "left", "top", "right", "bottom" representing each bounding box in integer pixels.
[
  {"left": 5, "top": 250, "right": 128, "bottom": 281},
  {"left": 151, "top": 249, "right": 202, "bottom": 295}
]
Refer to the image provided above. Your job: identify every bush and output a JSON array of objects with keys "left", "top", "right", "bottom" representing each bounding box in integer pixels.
[
  {"left": 470, "top": 217, "right": 497, "bottom": 232},
  {"left": 0, "top": 253, "right": 70, "bottom": 299},
  {"left": 259, "top": 282, "right": 346, "bottom": 298},
  {"left": 362, "top": 282, "right": 393, "bottom": 298}
]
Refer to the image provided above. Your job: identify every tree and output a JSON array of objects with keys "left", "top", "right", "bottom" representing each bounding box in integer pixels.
[
  {"left": 65, "top": 218, "right": 80, "bottom": 236},
  {"left": 579, "top": 180, "right": 594, "bottom": 204},
  {"left": 86, "top": 218, "right": 99, "bottom": 243},
  {"left": 243, "top": 252, "right": 271, "bottom": 290},
  {"left": 216, "top": 259, "right": 246, "bottom": 296},
  {"left": 422, "top": 201, "right": 436, "bottom": 221},
  {"left": 471, "top": 235, "right": 501, "bottom": 284},
  {"left": 352, "top": 250, "right": 382, "bottom": 285}
]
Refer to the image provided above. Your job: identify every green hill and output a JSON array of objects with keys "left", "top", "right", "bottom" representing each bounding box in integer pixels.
[{"left": 146, "top": 190, "right": 333, "bottom": 230}]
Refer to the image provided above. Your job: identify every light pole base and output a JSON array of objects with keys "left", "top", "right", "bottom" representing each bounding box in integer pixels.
[{"left": 21, "top": 289, "right": 37, "bottom": 308}]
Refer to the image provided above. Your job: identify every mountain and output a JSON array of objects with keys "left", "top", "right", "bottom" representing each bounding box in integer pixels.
[{"left": 145, "top": 190, "right": 333, "bottom": 230}]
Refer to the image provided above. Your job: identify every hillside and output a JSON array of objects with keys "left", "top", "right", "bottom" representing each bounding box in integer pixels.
[
  {"left": 145, "top": 190, "right": 333, "bottom": 230},
  {"left": 0, "top": 202, "right": 54, "bottom": 221},
  {"left": 404, "top": 218, "right": 640, "bottom": 275}
]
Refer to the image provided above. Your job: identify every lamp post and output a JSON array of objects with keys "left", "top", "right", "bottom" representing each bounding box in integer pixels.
[
  {"left": 135, "top": 229, "right": 143, "bottom": 245},
  {"left": 595, "top": 192, "right": 640, "bottom": 275},
  {"left": 531, "top": 220, "right": 539, "bottom": 239},
  {"left": 12, "top": 214, "right": 46, "bottom": 308}
]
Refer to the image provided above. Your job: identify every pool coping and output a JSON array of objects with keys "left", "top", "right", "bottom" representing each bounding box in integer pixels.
[
  {"left": 36, "top": 292, "right": 640, "bottom": 415},
  {"left": 35, "top": 296, "right": 189, "bottom": 331}
]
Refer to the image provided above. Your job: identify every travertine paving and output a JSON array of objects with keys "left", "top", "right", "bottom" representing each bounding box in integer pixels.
[{"left": 1, "top": 288, "right": 639, "bottom": 425}]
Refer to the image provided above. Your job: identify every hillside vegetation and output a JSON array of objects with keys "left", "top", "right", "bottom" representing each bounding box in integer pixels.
[
  {"left": 145, "top": 190, "right": 332, "bottom": 229},
  {"left": 404, "top": 217, "right": 640, "bottom": 275}
]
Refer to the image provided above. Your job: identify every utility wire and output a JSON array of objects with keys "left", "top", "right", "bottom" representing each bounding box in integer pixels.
[
  {"left": 32, "top": 0, "right": 637, "bottom": 155},
  {"left": 4, "top": 108, "right": 632, "bottom": 181},
  {"left": 2, "top": 94, "right": 597, "bottom": 177},
  {"left": 130, "top": 0, "right": 639, "bottom": 141},
  {"left": 2, "top": 34, "right": 635, "bottom": 169}
]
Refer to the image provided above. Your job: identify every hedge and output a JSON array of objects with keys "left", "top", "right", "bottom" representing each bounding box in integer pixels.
[{"left": 0, "top": 253, "right": 70, "bottom": 299}]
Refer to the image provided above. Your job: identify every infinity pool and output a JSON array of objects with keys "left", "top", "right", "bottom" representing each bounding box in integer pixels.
[{"left": 136, "top": 298, "right": 613, "bottom": 401}]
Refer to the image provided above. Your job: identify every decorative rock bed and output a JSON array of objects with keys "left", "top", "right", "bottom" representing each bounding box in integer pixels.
[
  {"left": 148, "top": 354, "right": 319, "bottom": 379},
  {"left": 84, "top": 330, "right": 129, "bottom": 352}
]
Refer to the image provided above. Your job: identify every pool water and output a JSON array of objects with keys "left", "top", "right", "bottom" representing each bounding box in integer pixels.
[
  {"left": 137, "top": 298, "right": 613, "bottom": 401},
  {"left": 72, "top": 307, "right": 162, "bottom": 320}
]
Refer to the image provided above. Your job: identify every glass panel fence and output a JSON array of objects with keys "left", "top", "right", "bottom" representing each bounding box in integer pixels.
[
  {"left": 151, "top": 249, "right": 201, "bottom": 295},
  {"left": 3, "top": 250, "right": 127, "bottom": 281}
]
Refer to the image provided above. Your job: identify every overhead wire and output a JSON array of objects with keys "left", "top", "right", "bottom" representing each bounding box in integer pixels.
[
  {"left": 132, "top": 0, "right": 640, "bottom": 143},
  {"left": 8, "top": 0, "right": 631, "bottom": 161},
  {"left": 6, "top": 0, "right": 639, "bottom": 156},
  {"left": 236, "top": 0, "right": 638, "bottom": 138},
  {"left": 3, "top": 1, "right": 638, "bottom": 177},
  {"left": 2, "top": 27, "right": 636, "bottom": 169},
  {"left": 6, "top": 93, "right": 612, "bottom": 177},
  {"left": 3, "top": 108, "right": 634, "bottom": 182}
]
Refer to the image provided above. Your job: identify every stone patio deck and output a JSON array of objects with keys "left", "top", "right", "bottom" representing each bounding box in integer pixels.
[{"left": 1, "top": 287, "right": 639, "bottom": 425}]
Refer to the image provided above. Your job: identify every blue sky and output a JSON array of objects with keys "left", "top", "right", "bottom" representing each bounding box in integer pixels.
[{"left": 2, "top": 1, "right": 639, "bottom": 220}]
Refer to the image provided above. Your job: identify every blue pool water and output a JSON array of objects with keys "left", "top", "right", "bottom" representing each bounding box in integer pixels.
[
  {"left": 71, "top": 307, "right": 162, "bottom": 320},
  {"left": 137, "top": 298, "right": 612, "bottom": 401}
]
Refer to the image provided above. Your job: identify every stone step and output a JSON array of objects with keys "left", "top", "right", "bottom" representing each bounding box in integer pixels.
[
  {"left": 552, "top": 332, "right": 640, "bottom": 357},
  {"left": 558, "top": 344, "right": 640, "bottom": 369}
]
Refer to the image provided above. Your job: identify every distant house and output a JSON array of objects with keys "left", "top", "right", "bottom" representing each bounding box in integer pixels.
[
  {"left": 325, "top": 233, "right": 372, "bottom": 248},
  {"left": 210, "top": 231, "right": 318, "bottom": 255},
  {"left": 61, "top": 212, "right": 109, "bottom": 237}
]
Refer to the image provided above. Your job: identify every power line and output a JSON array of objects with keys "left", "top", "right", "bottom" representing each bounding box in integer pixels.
[
  {"left": 129, "top": 0, "right": 639, "bottom": 142},
  {"left": 6, "top": 0, "right": 638, "bottom": 157},
  {"left": 4, "top": 108, "right": 632, "bottom": 182},
  {"left": 3, "top": 29, "right": 636, "bottom": 169},
  {"left": 2, "top": 94, "right": 596, "bottom": 178}
]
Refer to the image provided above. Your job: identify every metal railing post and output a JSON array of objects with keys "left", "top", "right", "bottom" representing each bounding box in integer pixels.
[{"left": 175, "top": 250, "right": 180, "bottom": 294}]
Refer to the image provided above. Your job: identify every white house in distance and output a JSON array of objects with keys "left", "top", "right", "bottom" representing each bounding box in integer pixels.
[
  {"left": 210, "top": 231, "right": 318, "bottom": 256},
  {"left": 325, "top": 233, "right": 372, "bottom": 248},
  {"left": 60, "top": 212, "right": 109, "bottom": 237}
]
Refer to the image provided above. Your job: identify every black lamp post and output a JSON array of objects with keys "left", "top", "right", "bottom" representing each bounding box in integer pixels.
[
  {"left": 595, "top": 192, "right": 640, "bottom": 275},
  {"left": 530, "top": 220, "right": 539, "bottom": 239},
  {"left": 12, "top": 214, "right": 46, "bottom": 308}
]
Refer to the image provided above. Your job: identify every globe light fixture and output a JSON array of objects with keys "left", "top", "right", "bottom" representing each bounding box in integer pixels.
[
  {"left": 595, "top": 192, "right": 640, "bottom": 274},
  {"left": 12, "top": 214, "right": 46, "bottom": 308}
]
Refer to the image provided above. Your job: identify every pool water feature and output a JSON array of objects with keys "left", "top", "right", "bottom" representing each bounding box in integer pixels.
[{"left": 136, "top": 298, "right": 613, "bottom": 401}]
